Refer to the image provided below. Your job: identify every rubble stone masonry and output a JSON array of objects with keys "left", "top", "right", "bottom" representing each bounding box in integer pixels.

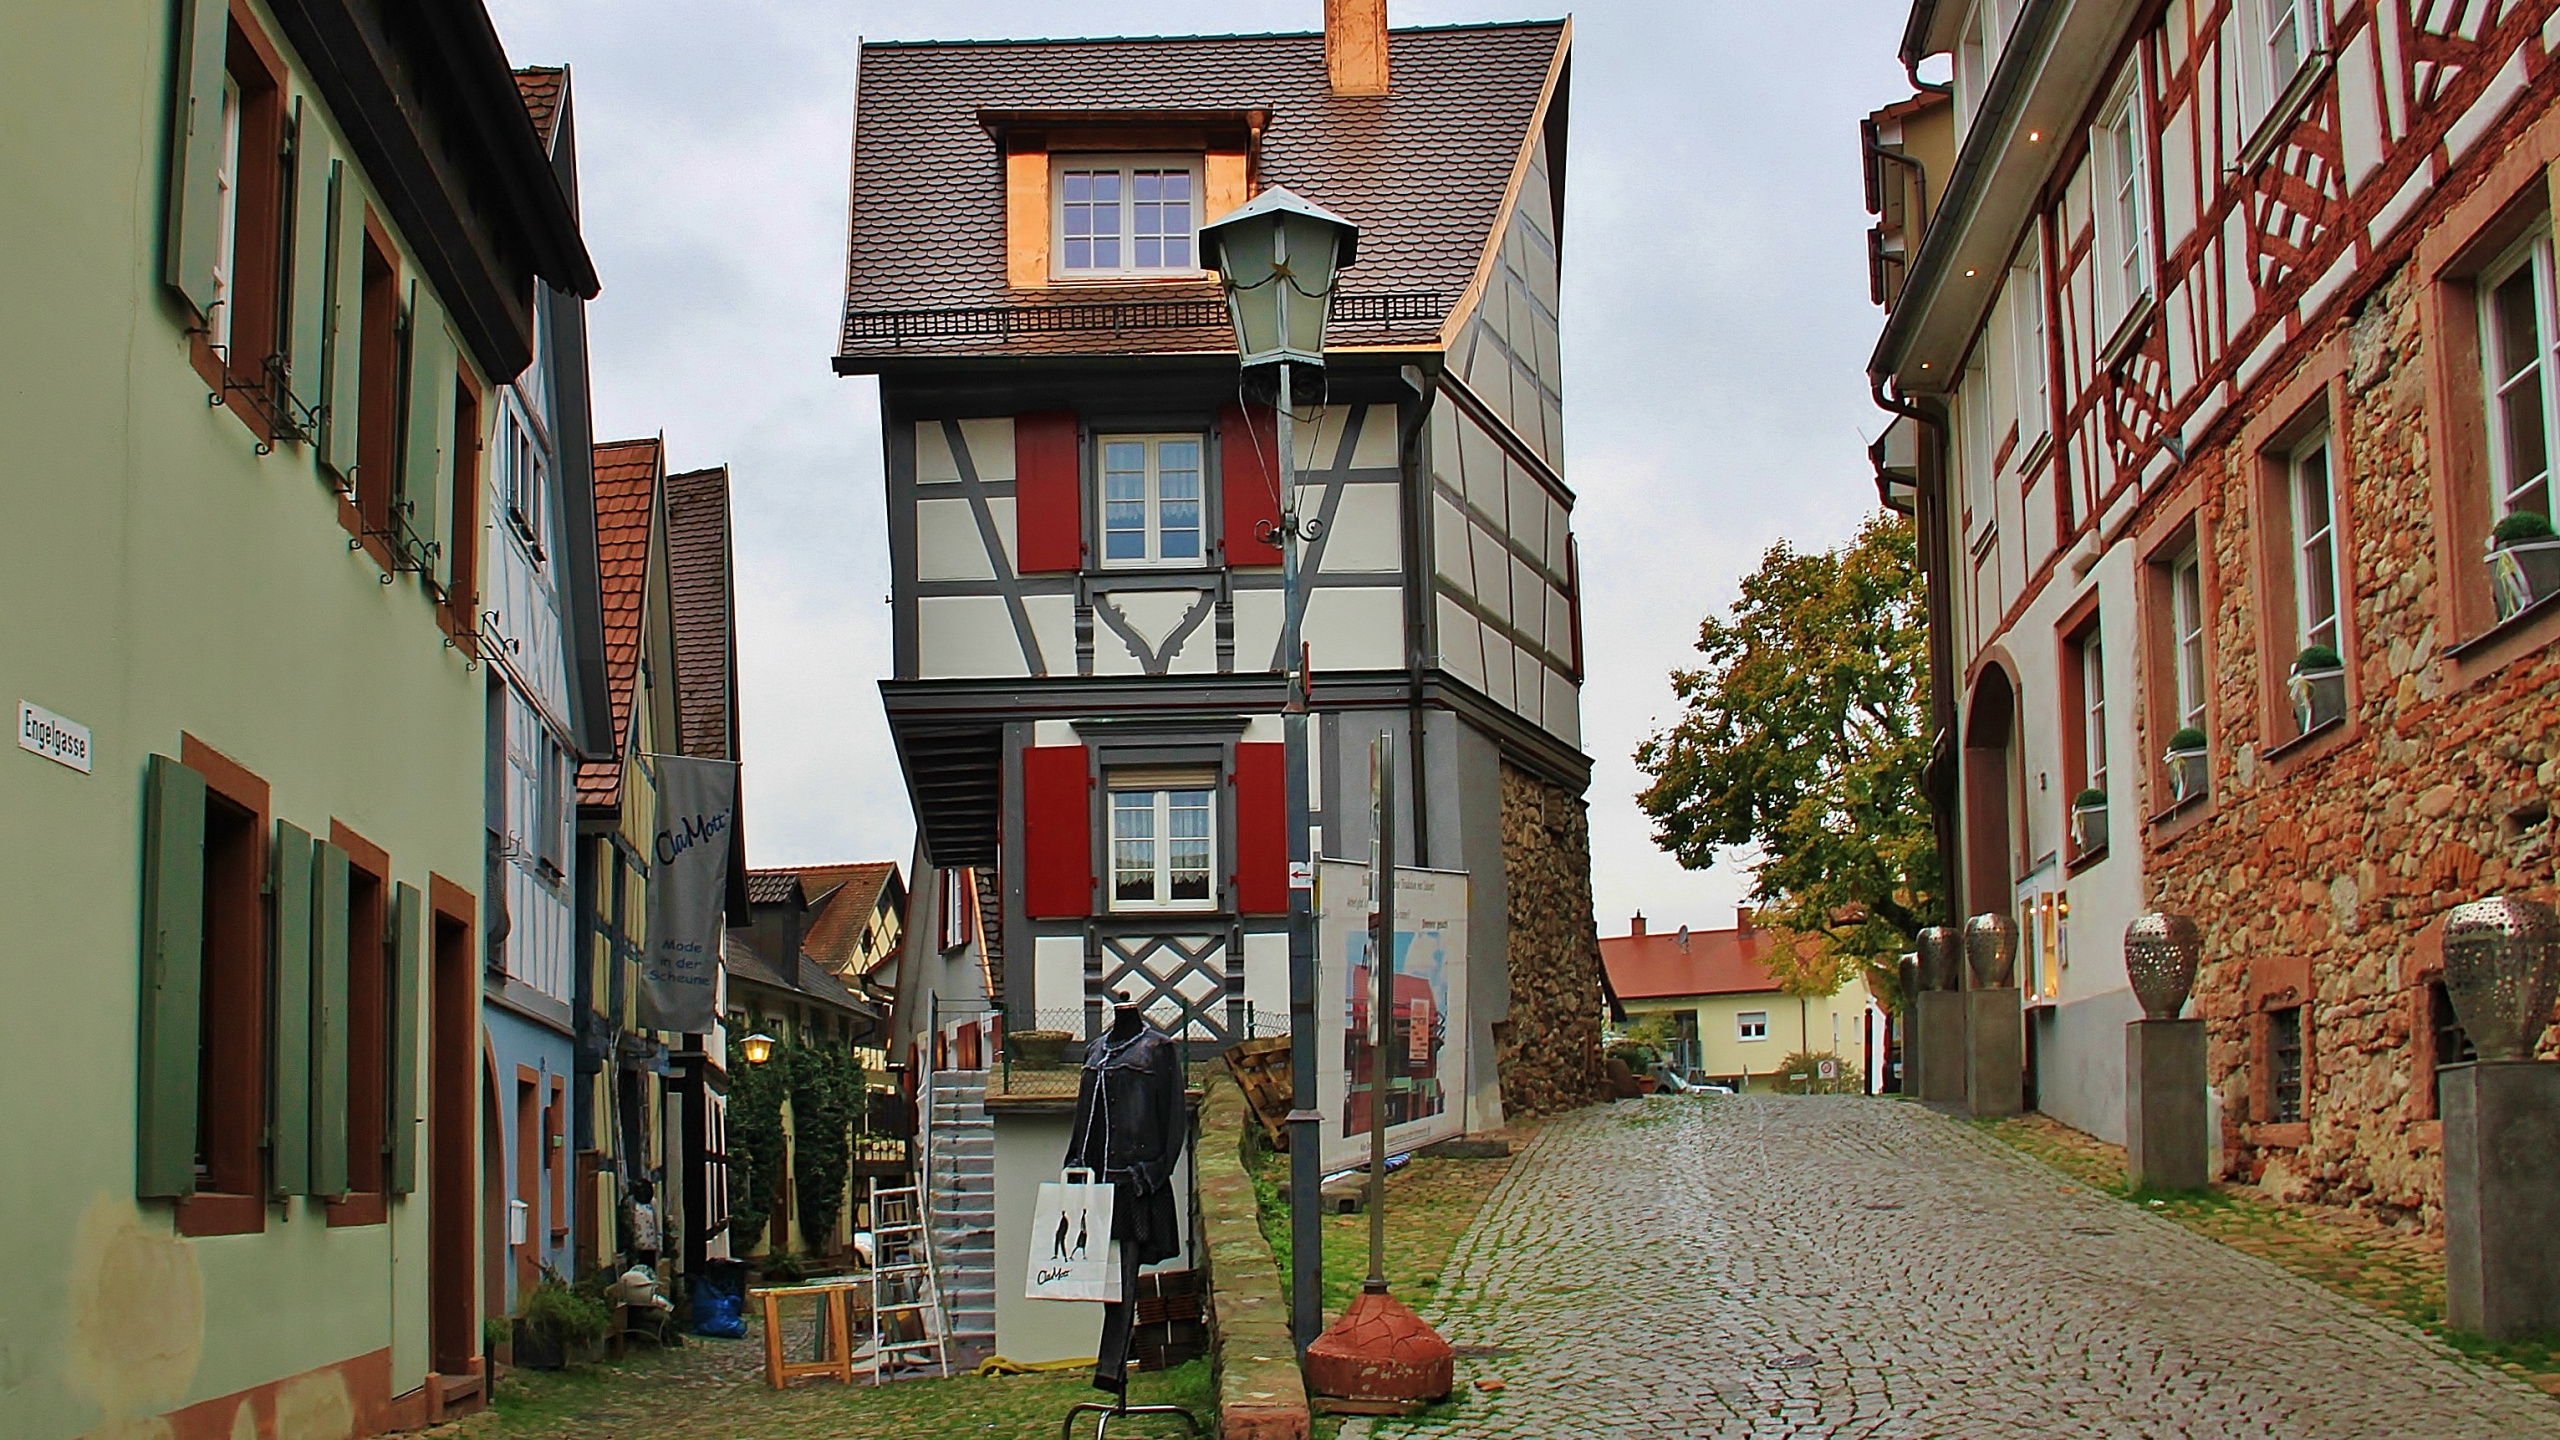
[
  {"left": 1496, "top": 762, "right": 1608, "bottom": 1116},
  {"left": 2149, "top": 246, "right": 2560, "bottom": 1229}
]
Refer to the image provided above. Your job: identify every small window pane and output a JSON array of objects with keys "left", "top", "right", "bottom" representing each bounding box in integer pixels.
[
  {"left": 1167, "top": 789, "right": 1212, "bottom": 901},
  {"left": 1113, "top": 794, "right": 1156, "bottom": 903},
  {"left": 1158, "top": 439, "right": 1201, "bottom": 560}
]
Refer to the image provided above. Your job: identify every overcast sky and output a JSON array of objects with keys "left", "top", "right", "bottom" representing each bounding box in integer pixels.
[{"left": 479, "top": 0, "right": 1912, "bottom": 941}]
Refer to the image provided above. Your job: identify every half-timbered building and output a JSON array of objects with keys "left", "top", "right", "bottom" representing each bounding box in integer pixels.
[{"left": 1870, "top": 0, "right": 2560, "bottom": 1218}]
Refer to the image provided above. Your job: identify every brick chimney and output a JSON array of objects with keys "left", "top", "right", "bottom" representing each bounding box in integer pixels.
[
  {"left": 1629, "top": 912, "right": 1646, "bottom": 938},
  {"left": 1326, "top": 0, "right": 1391, "bottom": 96},
  {"left": 1735, "top": 906, "right": 1754, "bottom": 936}
]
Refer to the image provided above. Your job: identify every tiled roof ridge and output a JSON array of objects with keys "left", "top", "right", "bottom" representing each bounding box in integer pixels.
[
  {"left": 860, "top": 18, "right": 1564, "bottom": 50},
  {"left": 576, "top": 436, "right": 663, "bottom": 808}
]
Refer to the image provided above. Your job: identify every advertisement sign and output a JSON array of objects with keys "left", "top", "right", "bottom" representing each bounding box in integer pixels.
[
  {"left": 641, "top": 754, "right": 737, "bottom": 1033},
  {"left": 1316, "top": 860, "right": 1469, "bottom": 1172}
]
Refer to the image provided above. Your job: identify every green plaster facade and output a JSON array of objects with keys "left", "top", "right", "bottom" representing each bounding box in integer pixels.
[{"left": 0, "top": 1, "right": 592, "bottom": 1435}]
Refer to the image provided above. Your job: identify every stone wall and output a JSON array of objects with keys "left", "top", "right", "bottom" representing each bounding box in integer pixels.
[
  {"left": 2150, "top": 252, "right": 2560, "bottom": 1230},
  {"left": 1196, "top": 1074, "right": 1309, "bottom": 1440},
  {"left": 1496, "top": 762, "right": 1609, "bottom": 1116}
]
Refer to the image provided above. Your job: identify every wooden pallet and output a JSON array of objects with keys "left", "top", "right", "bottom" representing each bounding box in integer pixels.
[{"left": 1223, "top": 1036, "right": 1293, "bottom": 1150}]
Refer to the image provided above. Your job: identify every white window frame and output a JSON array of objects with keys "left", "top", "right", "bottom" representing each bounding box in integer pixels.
[
  {"left": 2287, "top": 431, "right": 2343, "bottom": 656},
  {"left": 2079, "top": 626, "right": 2109, "bottom": 799},
  {"left": 2171, "top": 549, "right": 2207, "bottom": 735},
  {"left": 1108, "top": 781, "right": 1217, "bottom": 913},
  {"left": 1736, "top": 1011, "right": 1770, "bottom": 1043},
  {"left": 2237, "top": 0, "right": 2325, "bottom": 136},
  {"left": 1962, "top": 349, "right": 1995, "bottom": 537},
  {"left": 1052, "top": 155, "right": 1204, "bottom": 279},
  {"left": 1098, "top": 433, "right": 1207, "bottom": 569},
  {"left": 500, "top": 394, "right": 551, "bottom": 564},
  {"left": 2092, "top": 77, "right": 2153, "bottom": 335},
  {"left": 211, "top": 75, "right": 244, "bottom": 354},
  {"left": 2480, "top": 233, "right": 2559, "bottom": 526},
  {"left": 2010, "top": 233, "right": 2049, "bottom": 451}
]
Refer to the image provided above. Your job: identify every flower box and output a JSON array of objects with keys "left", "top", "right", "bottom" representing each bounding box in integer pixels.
[
  {"left": 2165, "top": 747, "right": 2209, "bottom": 804},
  {"left": 1005, "top": 1029, "right": 1076, "bottom": 1070},
  {"left": 2070, "top": 794, "right": 2108, "bottom": 856},
  {"left": 2488, "top": 537, "right": 2560, "bottom": 621},
  {"left": 2288, "top": 665, "right": 2346, "bottom": 735}
]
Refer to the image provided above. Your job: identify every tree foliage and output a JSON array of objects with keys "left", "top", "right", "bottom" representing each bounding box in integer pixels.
[
  {"left": 725, "top": 1027, "right": 789, "bottom": 1255},
  {"left": 1635, "top": 514, "right": 1936, "bottom": 1006},
  {"left": 787, "top": 1039, "right": 866, "bottom": 1252}
]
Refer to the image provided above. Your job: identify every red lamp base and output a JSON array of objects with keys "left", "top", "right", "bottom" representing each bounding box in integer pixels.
[{"left": 1303, "top": 1289, "right": 1454, "bottom": 1402}]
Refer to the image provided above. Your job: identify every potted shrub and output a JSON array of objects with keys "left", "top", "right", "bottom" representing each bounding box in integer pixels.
[
  {"left": 1006, "top": 1028, "right": 1076, "bottom": 1070},
  {"left": 2487, "top": 509, "right": 2560, "bottom": 620},
  {"left": 2070, "top": 788, "right": 2109, "bottom": 855},
  {"left": 2163, "top": 727, "right": 2208, "bottom": 804},
  {"left": 2288, "top": 644, "right": 2346, "bottom": 734},
  {"left": 514, "top": 1280, "right": 611, "bottom": 1371}
]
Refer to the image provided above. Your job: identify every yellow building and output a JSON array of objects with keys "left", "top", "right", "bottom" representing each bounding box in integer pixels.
[{"left": 1601, "top": 912, "right": 1881, "bottom": 1091}]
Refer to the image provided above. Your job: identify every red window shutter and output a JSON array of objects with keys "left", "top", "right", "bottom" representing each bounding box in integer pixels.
[
  {"left": 1022, "top": 745, "right": 1092, "bottom": 918},
  {"left": 1233, "top": 743, "right": 1287, "bottom": 915},
  {"left": 1015, "top": 411, "right": 1083, "bottom": 573},
  {"left": 1221, "top": 404, "right": 1282, "bottom": 566}
]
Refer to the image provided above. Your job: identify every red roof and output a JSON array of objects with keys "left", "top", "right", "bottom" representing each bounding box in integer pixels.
[
  {"left": 513, "top": 66, "right": 566, "bottom": 152},
  {"left": 579, "top": 437, "right": 661, "bottom": 808},
  {"left": 751, "top": 862, "right": 902, "bottom": 977},
  {"left": 664, "top": 466, "right": 736, "bottom": 762},
  {"left": 1599, "top": 916, "right": 1789, "bottom": 1001}
]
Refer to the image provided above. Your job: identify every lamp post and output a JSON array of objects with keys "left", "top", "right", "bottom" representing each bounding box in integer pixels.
[{"left": 1202, "top": 187, "right": 1359, "bottom": 1356}]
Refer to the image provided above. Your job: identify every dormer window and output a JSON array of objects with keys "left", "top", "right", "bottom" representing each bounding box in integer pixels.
[{"left": 1056, "top": 157, "right": 1199, "bottom": 276}]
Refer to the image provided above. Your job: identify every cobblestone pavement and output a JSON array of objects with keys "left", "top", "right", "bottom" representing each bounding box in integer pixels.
[{"left": 1348, "top": 1097, "right": 2560, "bottom": 1440}]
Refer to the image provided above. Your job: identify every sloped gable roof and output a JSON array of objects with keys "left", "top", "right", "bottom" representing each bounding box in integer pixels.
[
  {"left": 513, "top": 66, "right": 565, "bottom": 152},
  {"left": 578, "top": 437, "right": 661, "bottom": 808},
  {"left": 839, "top": 21, "right": 1565, "bottom": 360},
  {"left": 1600, "top": 923, "right": 1793, "bottom": 1002},
  {"left": 749, "top": 862, "right": 901, "bottom": 975},
  {"left": 664, "top": 465, "right": 737, "bottom": 762}
]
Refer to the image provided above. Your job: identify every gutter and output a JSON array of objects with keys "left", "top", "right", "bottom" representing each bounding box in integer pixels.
[{"left": 1868, "top": 0, "right": 2066, "bottom": 384}]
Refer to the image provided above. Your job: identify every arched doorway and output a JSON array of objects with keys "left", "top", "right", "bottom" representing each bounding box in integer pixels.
[{"left": 1963, "top": 666, "right": 2020, "bottom": 920}]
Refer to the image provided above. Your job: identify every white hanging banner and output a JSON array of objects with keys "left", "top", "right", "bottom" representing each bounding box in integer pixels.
[
  {"left": 1315, "top": 860, "right": 1470, "bottom": 1172},
  {"left": 641, "top": 754, "right": 737, "bottom": 1033}
]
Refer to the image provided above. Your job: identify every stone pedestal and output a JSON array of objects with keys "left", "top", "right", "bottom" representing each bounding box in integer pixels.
[
  {"left": 2441, "top": 1061, "right": 2560, "bottom": 1341},
  {"left": 2123, "top": 1019, "right": 2207, "bottom": 1191},
  {"left": 1964, "top": 989, "right": 2022, "bottom": 1118},
  {"left": 1915, "top": 992, "right": 1968, "bottom": 1104}
]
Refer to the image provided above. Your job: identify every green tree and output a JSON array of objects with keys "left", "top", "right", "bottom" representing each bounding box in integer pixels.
[
  {"left": 725, "top": 1027, "right": 789, "bottom": 1254},
  {"left": 787, "top": 1039, "right": 866, "bottom": 1252},
  {"left": 1634, "top": 513, "right": 1936, "bottom": 1009}
]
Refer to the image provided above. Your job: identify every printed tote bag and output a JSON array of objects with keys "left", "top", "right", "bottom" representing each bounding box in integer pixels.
[{"left": 1025, "top": 1168, "right": 1120, "bottom": 1302}]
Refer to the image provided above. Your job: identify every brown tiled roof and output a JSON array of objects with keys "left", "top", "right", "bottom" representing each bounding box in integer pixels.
[
  {"left": 664, "top": 466, "right": 737, "bottom": 762},
  {"left": 745, "top": 870, "right": 805, "bottom": 907},
  {"left": 578, "top": 437, "right": 661, "bottom": 808},
  {"left": 724, "top": 937, "right": 880, "bottom": 1019},
  {"left": 1600, "top": 917, "right": 1797, "bottom": 1002},
  {"left": 754, "top": 862, "right": 901, "bottom": 975},
  {"left": 838, "top": 21, "right": 1564, "bottom": 361},
  {"left": 514, "top": 66, "right": 566, "bottom": 152}
]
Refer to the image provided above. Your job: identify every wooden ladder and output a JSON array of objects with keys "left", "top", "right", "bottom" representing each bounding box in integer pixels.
[{"left": 868, "top": 1183, "right": 952, "bottom": 1381}]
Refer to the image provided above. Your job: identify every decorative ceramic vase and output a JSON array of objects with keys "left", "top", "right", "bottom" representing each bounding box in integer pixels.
[
  {"left": 1964, "top": 913, "right": 2019, "bottom": 989},
  {"left": 2439, "top": 896, "right": 2560, "bottom": 1062},
  {"left": 2123, "top": 912, "right": 2204, "bottom": 1020},
  {"left": 1916, "top": 926, "right": 1961, "bottom": 992}
]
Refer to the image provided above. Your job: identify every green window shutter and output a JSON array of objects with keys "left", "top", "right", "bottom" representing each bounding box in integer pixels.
[
  {"left": 311, "top": 840, "right": 350, "bottom": 1198},
  {"left": 161, "top": 0, "right": 229, "bottom": 320},
  {"left": 388, "top": 881, "right": 422, "bottom": 1195},
  {"left": 401, "top": 282, "right": 455, "bottom": 582},
  {"left": 286, "top": 101, "right": 333, "bottom": 431},
  {"left": 268, "top": 820, "right": 314, "bottom": 1197},
  {"left": 137, "top": 755, "right": 207, "bottom": 1199},
  {"left": 319, "top": 159, "right": 363, "bottom": 480}
]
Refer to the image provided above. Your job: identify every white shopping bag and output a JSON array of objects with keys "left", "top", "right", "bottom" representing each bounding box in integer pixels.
[{"left": 1026, "top": 1168, "right": 1121, "bottom": 1303}]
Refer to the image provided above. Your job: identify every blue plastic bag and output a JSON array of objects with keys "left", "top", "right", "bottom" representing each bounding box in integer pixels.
[{"left": 691, "top": 1258, "right": 747, "bottom": 1338}]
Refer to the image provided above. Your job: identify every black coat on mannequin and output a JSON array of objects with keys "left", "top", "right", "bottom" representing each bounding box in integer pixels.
[{"left": 1064, "top": 1004, "right": 1188, "bottom": 1392}]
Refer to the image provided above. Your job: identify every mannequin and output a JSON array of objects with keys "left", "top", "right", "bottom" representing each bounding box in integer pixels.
[{"left": 1065, "top": 994, "right": 1189, "bottom": 1397}]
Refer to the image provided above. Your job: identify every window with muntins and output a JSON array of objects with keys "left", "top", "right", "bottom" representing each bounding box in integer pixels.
[
  {"left": 2094, "top": 81, "right": 2151, "bottom": 332},
  {"left": 2011, "top": 236, "right": 2048, "bottom": 449},
  {"left": 2080, "top": 629, "right": 2108, "bottom": 800},
  {"left": 2289, "top": 433, "right": 2341, "bottom": 655},
  {"left": 2171, "top": 551, "right": 2207, "bottom": 734},
  {"left": 2480, "top": 234, "right": 2557, "bottom": 526},
  {"left": 1109, "top": 774, "right": 1215, "bottom": 912},
  {"left": 1057, "top": 160, "right": 1198, "bottom": 275},
  {"left": 1737, "top": 1011, "right": 1770, "bottom": 1042},
  {"left": 1101, "top": 434, "right": 1205, "bottom": 567}
]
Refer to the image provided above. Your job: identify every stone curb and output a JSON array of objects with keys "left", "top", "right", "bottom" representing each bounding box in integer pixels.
[{"left": 1197, "top": 1072, "right": 1309, "bottom": 1440}]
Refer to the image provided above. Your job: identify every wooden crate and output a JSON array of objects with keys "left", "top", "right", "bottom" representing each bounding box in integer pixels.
[{"left": 1223, "top": 1036, "right": 1294, "bottom": 1150}]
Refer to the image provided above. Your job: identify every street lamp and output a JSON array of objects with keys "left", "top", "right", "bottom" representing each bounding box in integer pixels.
[
  {"left": 741, "top": 1031, "right": 778, "bottom": 1066},
  {"left": 1201, "top": 185, "right": 1358, "bottom": 1356}
]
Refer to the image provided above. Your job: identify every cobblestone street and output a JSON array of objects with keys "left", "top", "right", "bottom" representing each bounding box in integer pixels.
[{"left": 1352, "top": 1097, "right": 2560, "bottom": 1440}]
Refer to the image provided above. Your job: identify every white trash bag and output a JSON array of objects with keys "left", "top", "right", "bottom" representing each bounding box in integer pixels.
[{"left": 1025, "top": 1168, "right": 1120, "bottom": 1303}]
